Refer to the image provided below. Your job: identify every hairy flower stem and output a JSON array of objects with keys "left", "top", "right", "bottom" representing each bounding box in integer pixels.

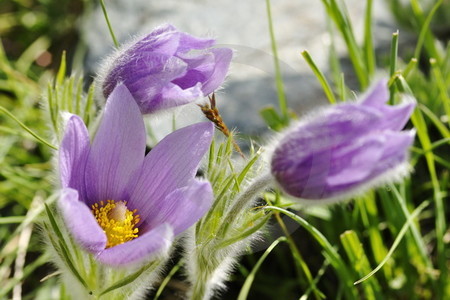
[
  {"left": 189, "top": 174, "right": 274, "bottom": 300},
  {"left": 190, "top": 274, "right": 208, "bottom": 300},
  {"left": 222, "top": 173, "right": 273, "bottom": 229}
]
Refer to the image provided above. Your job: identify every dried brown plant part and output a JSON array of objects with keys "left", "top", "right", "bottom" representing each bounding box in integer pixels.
[{"left": 199, "top": 93, "right": 245, "bottom": 158}]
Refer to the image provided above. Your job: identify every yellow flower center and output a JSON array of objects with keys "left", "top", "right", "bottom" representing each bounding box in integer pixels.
[{"left": 91, "top": 200, "right": 140, "bottom": 248}]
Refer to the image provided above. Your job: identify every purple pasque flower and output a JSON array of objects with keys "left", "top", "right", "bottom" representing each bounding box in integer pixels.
[
  {"left": 58, "top": 83, "right": 214, "bottom": 266},
  {"left": 270, "top": 80, "right": 415, "bottom": 202},
  {"left": 98, "top": 24, "right": 232, "bottom": 114}
]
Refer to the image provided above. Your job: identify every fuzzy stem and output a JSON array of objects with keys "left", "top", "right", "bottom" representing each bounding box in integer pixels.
[
  {"left": 222, "top": 173, "right": 273, "bottom": 227},
  {"left": 190, "top": 277, "right": 208, "bottom": 300},
  {"left": 189, "top": 252, "right": 217, "bottom": 300},
  {"left": 190, "top": 174, "right": 274, "bottom": 300}
]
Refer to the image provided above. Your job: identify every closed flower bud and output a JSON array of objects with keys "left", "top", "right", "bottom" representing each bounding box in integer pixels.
[
  {"left": 270, "top": 80, "right": 415, "bottom": 203},
  {"left": 98, "top": 24, "right": 232, "bottom": 114}
]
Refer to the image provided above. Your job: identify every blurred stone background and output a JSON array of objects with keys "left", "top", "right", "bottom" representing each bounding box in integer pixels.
[{"left": 80, "top": 0, "right": 399, "bottom": 138}]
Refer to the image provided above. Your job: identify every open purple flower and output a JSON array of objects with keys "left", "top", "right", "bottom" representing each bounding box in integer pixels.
[
  {"left": 270, "top": 80, "right": 415, "bottom": 202},
  {"left": 58, "top": 84, "right": 214, "bottom": 266},
  {"left": 98, "top": 24, "right": 232, "bottom": 114}
]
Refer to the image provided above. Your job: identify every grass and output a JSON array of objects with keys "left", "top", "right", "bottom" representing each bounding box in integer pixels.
[{"left": 0, "top": 0, "right": 449, "bottom": 299}]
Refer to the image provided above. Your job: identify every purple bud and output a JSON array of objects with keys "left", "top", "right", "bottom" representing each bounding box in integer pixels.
[
  {"left": 270, "top": 80, "right": 415, "bottom": 202},
  {"left": 98, "top": 24, "right": 232, "bottom": 114}
]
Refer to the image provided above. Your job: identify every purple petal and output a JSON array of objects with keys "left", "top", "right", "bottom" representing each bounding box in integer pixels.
[
  {"left": 326, "top": 136, "right": 391, "bottom": 187},
  {"left": 103, "top": 52, "right": 170, "bottom": 99},
  {"left": 96, "top": 223, "right": 173, "bottom": 267},
  {"left": 171, "top": 52, "right": 215, "bottom": 90},
  {"left": 58, "top": 188, "right": 106, "bottom": 253},
  {"left": 324, "top": 131, "right": 414, "bottom": 195},
  {"left": 272, "top": 130, "right": 414, "bottom": 199},
  {"left": 133, "top": 25, "right": 181, "bottom": 56},
  {"left": 371, "top": 102, "right": 416, "bottom": 131},
  {"left": 201, "top": 48, "right": 233, "bottom": 95},
  {"left": 371, "top": 130, "right": 415, "bottom": 175},
  {"left": 178, "top": 32, "right": 215, "bottom": 52},
  {"left": 129, "top": 122, "right": 214, "bottom": 221},
  {"left": 154, "top": 82, "right": 203, "bottom": 110},
  {"left": 59, "top": 115, "right": 90, "bottom": 202},
  {"left": 360, "top": 79, "right": 415, "bottom": 130},
  {"left": 361, "top": 79, "right": 389, "bottom": 107},
  {"left": 85, "top": 84, "right": 146, "bottom": 205},
  {"left": 141, "top": 180, "right": 213, "bottom": 235}
]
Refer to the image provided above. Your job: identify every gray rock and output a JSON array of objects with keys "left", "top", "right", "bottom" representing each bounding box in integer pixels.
[{"left": 81, "top": 0, "right": 398, "bottom": 138}]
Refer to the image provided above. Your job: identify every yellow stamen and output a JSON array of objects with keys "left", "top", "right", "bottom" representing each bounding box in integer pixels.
[{"left": 91, "top": 200, "right": 140, "bottom": 248}]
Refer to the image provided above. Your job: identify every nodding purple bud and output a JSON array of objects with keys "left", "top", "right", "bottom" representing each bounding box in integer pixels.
[
  {"left": 270, "top": 80, "right": 415, "bottom": 203},
  {"left": 98, "top": 24, "right": 232, "bottom": 114}
]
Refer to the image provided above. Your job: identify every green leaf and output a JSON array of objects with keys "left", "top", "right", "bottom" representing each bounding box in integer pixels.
[
  {"left": 99, "top": 262, "right": 157, "bottom": 296},
  {"left": 260, "top": 106, "right": 284, "bottom": 131},
  {"left": 301, "top": 50, "right": 337, "bottom": 104},
  {"left": 56, "top": 51, "right": 66, "bottom": 86}
]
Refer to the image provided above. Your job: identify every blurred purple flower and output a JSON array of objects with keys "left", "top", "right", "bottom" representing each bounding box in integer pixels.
[
  {"left": 270, "top": 80, "right": 415, "bottom": 202},
  {"left": 58, "top": 84, "right": 214, "bottom": 266},
  {"left": 99, "top": 24, "right": 232, "bottom": 114}
]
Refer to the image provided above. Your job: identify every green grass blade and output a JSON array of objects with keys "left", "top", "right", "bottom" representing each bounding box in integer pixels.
[
  {"left": 413, "top": 0, "right": 443, "bottom": 62},
  {"left": 99, "top": 0, "right": 119, "bottom": 48},
  {"left": 264, "top": 206, "right": 357, "bottom": 299},
  {"left": 363, "top": 0, "right": 375, "bottom": 75},
  {"left": 354, "top": 201, "right": 429, "bottom": 285},
  {"left": 341, "top": 231, "right": 380, "bottom": 299},
  {"left": 237, "top": 237, "right": 287, "bottom": 300},
  {"left": 265, "top": 0, "right": 289, "bottom": 123},
  {"left": 301, "top": 50, "right": 337, "bottom": 104},
  {"left": 153, "top": 260, "right": 184, "bottom": 300},
  {"left": 0, "top": 105, "right": 57, "bottom": 150}
]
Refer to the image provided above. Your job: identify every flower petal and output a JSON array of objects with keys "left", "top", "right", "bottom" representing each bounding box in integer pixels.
[
  {"left": 96, "top": 223, "right": 173, "bottom": 267},
  {"left": 133, "top": 24, "right": 181, "bottom": 56},
  {"left": 201, "top": 48, "right": 233, "bottom": 95},
  {"left": 271, "top": 79, "right": 415, "bottom": 202},
  {"left": 103, "top": 52, "right": 171, "bottom": 100},
  {"left": 155, "top": 82, "right": 203, "bottom": 110},
  {"left": 371, "top": 102, "right": 416, "bottom": 131},
  {"left": 141, "top": 180, "right": 213, "bottom": 235},
  {"left": 85, "top": 84, "right": 146, "bottom": 205},
  {"left": 178, "top": 32, "right": 215, "bottom": 52},
  {"left": 59, "top": 115, "right": 90, "bottom": 201},
  {"left": 272, "top": 131, "right": 414, "bottom": 200},
  {"left": 324, "top": 131, "right": 414, "bottom": 196},
  {"left": 360, "top": 79, "right": 416, "bottom": 130},
  {"left": 361, "top": 79, "right": 389, "bottom": 107},
  {"left": 129, "top": 122, "right": 214, "bottom": 220},
  {"left": 58, "top": 188, "right": 106, "bottom": 253},
  {"left": 171, "top": 51, "right": 215, "bottom": 90}
]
